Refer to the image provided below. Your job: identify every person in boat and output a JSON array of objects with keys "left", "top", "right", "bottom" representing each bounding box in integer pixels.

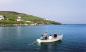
[
  {"left": 43, "top": 32, "right": 48, "bottom": 36},
  {"left": 40, "top": 35, "right": 44, "bottom": 40},
  {"left": 49, "top": 35, "right": 53, "bottom": 39},
  {"left": 53, "top": 34, "right": 57, "bottom": 38},
  {"left": 43, "top": 32, "right": 48, "bottom": 40}
]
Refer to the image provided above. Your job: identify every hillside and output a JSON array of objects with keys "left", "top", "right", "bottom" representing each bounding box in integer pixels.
[{"left": 0, "top": 11, "right": 61, "bottom": 25}]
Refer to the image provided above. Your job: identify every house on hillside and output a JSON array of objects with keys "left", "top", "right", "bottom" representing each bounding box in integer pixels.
[
  {"left": 30, "top": 23, "right": 37, "bottom": 26},
  {"left": 25, "top": 21, "right": 31, "bottom": 23},
  {"left": 16, "top": 16, "right": 22, "bottom": 21},
  {"left": 0, "top": 15, "right": 4, "bottom": 20}
]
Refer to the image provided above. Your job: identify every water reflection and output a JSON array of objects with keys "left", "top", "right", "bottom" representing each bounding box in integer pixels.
[
  {"left": 16, "top": 26, "right": 22, "bottom": 38},
  {"left": 37, "top": 41, "right": 62, "bottom": 52}
]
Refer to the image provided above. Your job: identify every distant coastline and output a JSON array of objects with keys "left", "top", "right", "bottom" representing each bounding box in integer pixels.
[{"left": 0, "top": 11, "right": 61, "bottom": 26}]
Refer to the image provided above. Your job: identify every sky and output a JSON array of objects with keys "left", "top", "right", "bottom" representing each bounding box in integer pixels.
[{"left": 0, "top": 0, "right": 86, "bottom": 24}]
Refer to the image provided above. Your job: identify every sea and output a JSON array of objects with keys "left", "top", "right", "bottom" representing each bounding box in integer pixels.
[{"left": 0, "top": 24, "right": 86, "bottom": 52}]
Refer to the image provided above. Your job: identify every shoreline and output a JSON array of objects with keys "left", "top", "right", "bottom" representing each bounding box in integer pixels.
[{"left": 0, "top": 24, "right": 61, "bottom": 27}]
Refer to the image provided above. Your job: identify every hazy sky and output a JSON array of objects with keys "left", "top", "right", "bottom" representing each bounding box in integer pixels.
[{"left": 0, "top": 0, "right": 86, "bottom": 24}]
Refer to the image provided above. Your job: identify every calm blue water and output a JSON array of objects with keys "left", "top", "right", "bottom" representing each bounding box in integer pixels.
[{"left": 0, "top": 24, "right": 86, "bottom": 52}]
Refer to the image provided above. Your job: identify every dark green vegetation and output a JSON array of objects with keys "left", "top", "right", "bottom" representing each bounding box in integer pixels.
[{"left": 0, "top": 11, "right": 61, "bottom": 25}]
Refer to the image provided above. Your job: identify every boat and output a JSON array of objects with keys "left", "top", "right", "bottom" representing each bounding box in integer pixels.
[{"left": 36, "top": 35, "right": 63, "bottom": 43}]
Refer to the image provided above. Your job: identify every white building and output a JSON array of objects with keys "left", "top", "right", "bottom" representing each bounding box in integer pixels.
[
  {"left": 0, "top": 15, "right": 4, "bottom": 20},
  {"left": 16, "top": 16, "right": 22, "bottom": 21},
  {"left": 30, "top": 23, "right": 37, "bottom": 26},
  {"left": 25, "top": 21, "right": 31, "bottom": 22}
]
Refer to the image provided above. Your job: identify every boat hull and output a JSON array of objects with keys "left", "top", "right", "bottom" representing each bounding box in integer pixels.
[{"left": 36, "top": 35, "right": 63, "bottom": 43}]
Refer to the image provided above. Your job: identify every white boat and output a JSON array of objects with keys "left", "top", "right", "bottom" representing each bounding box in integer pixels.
[{"left": 36, "top": 35, "right": 63, "bottom": 43}]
